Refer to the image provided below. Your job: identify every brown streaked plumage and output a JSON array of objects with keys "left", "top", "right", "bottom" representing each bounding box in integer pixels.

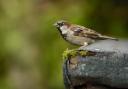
[{"left": 54, "top": 20, "right": 118, "bottom": 46}]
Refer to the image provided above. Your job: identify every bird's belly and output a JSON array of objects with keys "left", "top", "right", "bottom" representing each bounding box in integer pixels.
[{"left": 66, "top": 35, "right": 94, "bottom": 46}]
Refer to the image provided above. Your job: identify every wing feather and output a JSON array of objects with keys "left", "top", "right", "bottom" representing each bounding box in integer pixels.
[{"left": 70, "top": 25, "right": 117, "bottom": 40}]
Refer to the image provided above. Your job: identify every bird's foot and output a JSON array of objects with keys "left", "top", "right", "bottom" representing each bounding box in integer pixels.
[{"left": 84, "top": 42, "right": 88, "bottom": 46}]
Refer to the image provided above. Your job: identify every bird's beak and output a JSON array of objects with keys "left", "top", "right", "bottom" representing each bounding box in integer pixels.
[{"left": 53, "top": 22, "right": 59, "bottom": 28}]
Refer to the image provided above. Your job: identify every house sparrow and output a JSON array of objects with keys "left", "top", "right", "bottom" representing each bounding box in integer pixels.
[{"left": 54, "top": 20, "right": 118, "bottom": 46}]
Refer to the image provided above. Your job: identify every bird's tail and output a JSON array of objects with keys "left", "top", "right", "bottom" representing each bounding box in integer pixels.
[{"left": 99, "top": 35, "right": 118, "bottom": 40}]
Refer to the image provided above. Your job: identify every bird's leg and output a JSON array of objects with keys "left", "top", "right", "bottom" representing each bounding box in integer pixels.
[{"left": 84, "top": 42, "right": 88, "bottom": 46}]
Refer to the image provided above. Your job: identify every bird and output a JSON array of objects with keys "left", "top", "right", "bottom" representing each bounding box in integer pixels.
[{"left": 54, "top": 20, "right": 118, "bottom": 46}]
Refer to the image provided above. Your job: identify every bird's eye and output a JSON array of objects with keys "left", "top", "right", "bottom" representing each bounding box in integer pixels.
[
  {"left": 62, "top": 22, "right": 64, "bottom": 25},
  {"left": 58, "top": 22, "right": 64, "bottom": 27}
]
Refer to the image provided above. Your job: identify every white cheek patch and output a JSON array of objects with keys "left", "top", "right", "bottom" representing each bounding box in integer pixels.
[
  {"left": 62, "top": 30, "right": 68, "bottom": 34},
  {"left": 60, "top": 26, "right": 68, "bottom": 34}
]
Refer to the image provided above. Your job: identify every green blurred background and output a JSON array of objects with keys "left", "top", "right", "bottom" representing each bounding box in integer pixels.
[{"left": 0, "top": 0, "right": 128, "bottom": 89}]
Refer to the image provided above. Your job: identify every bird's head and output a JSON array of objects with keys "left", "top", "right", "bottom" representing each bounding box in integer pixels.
[
  {"left": 54, "top": 20, "right": 71, "bottom": 33},
  {"left": 54, "top": 20, "right": 69, "bottom": 28}
]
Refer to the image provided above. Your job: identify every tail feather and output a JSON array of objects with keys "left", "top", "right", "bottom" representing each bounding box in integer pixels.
[{"left": 99, "top": 35, "right": 118, "bottom": 40}]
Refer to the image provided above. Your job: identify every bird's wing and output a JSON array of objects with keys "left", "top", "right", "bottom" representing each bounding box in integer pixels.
[
  {"left": 82, "top": 28, "right": 101, "bottom": 38},
  {"left": 72, "top": 26, "right": 102, "bottom": 39},
  {"left": 70, "top": 25, "right": 98, "bottom": 38},
  {"left": 83, "top": 28, "right": 117, "bottom": 40},
  {"left": 71, "top": 25, "right": 117, "bottom": 40}
]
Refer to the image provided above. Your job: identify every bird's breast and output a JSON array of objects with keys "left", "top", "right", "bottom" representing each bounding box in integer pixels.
[{"left": 65, "top": 33, "right": 95, "bottom": 46}]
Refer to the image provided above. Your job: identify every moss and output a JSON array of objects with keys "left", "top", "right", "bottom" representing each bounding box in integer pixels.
[
  {"left": 79, "top": 50, "right": 88, "bottom": 56},
  {"left": 63, "top": 48, "right": 77, "bottom": 59},
  {"left": 62, "top": 48, "right": 90, "bottom": 60}
]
